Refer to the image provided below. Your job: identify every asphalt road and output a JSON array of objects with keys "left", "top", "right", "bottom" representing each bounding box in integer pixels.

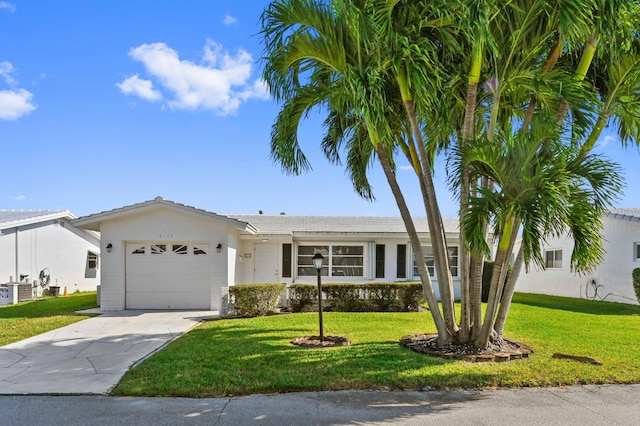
[{"left": 1, "top": 385, "right": 639, "bottom": 425}]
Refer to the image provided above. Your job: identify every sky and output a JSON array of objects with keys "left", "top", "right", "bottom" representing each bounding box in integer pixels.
[{"left": 1, "top": 1, "right": 639, "bottom": 219}]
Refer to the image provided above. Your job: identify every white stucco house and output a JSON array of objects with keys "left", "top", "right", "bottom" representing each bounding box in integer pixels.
[
  {"left": 0, "top": 210, "right": 101, "bottom": 303},
  {"left": 516, "top": 208, "right": 640, "bottom": 304},
  {"left": 71, "top": 197, "right": 462, "bottom": 311}
]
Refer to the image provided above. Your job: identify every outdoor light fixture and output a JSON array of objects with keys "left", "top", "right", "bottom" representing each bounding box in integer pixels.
[
  {"left": 106, "top": 243, "right": 113, "bottom": 253},
  {"left": 216, "top": 243, "right": 222, "bottom": 253},
  {"left": 313, "top": 252, "right": 325, "bottom": 344}
]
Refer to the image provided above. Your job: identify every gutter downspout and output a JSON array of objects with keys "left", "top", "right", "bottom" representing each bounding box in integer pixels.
[{"left": 14, "top": 226, "right": 19, "bottom": 283}]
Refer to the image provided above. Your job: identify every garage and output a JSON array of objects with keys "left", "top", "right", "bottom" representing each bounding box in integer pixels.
[{"left": 125, "top": 242, "right": 212, "bottom": 309}]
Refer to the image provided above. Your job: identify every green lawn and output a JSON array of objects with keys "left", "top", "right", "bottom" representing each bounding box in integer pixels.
[
  {"left": 112, "top": 293, "right": 640, "bottom": 397},
  {"left": 0, "top": 292, "right": 98, "bottom": 346}
]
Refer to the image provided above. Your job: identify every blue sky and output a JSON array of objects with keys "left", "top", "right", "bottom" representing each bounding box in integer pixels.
[{"left": 1, "top": 1, "right": 638, "bottom": 219}]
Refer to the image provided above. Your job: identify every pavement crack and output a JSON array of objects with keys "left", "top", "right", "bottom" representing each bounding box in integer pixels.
[
  {"left": 214, "top": 397, "right": 233, "bottom": 425},
  {"left": 547, "top": 387, "right": 609, "bottom": 423}
]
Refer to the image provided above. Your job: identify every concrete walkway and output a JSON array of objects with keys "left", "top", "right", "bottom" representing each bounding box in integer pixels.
[{"left": 0, "top": 310, "right": 217, "bottom": 395}]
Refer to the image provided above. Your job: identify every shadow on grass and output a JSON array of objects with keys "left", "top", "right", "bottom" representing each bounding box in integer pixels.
[
  {"left": 114, "top": 316, "right": 499, "bottom": 398},
  {"left": 0, "top": 293, "right": 97, "bottom": 319},
  {"left": 512, "top": 292, "right": 640, "bottom": 316}
]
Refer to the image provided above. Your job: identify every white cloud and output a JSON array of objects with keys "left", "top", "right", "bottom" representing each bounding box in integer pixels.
[
  {"left": 121, "top": 40, "right": 267, "bottom": 115},
  {"left": 0, "top": 2, "right": 16, "bottom": 12},
  {"left": 600, "top": 134, "right": 617, "bottom": 148},
  {"left": 116, "top": 74, "right": 162, "bottom": 101},
  {"left": 0, "top": 61, "right": 16, "bottom": 85},
  {"left": 0, "top": 89, "right": 36, "bottom": 120},
  {"left": 11, "top": 195, "right": 26, "bottom": 201},
  {"left": 222, "top": 14, "right": 237, "bottom": 25},
  {"left": 399, "top": 165, "right": 414, "bottom": 171}
]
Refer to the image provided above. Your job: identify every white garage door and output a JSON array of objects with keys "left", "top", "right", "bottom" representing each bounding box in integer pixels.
[{"left": 126, "top": 242, "right": 212, "bottom": 309}]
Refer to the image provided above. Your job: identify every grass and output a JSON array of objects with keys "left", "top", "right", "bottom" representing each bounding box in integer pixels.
[
  {"left": 0, "top": 292, "right": 98, "bottom": 346},
  {"left": 112, "top": 293, "right": 640, "bottom": 398}
]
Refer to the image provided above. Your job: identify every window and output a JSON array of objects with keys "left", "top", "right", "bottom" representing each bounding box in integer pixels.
[
  {"left": 193, "top": 246, "right": 207, "bottom": 255},
  {"left": 375, "top": 244, "right": 385, "bottom": 278},
  {"left": 87, "top": 252, "right": 99, "bottom": 269},
  {"left": 545, "top": 249, "right": 563, "bottom": 269},
  {"left": 413, "top": 246, "right": 459, "bottom": 277},
  {"left": 131, "top": 245, "right": 145, "bottom": 254},
  {"left": 172, "top": 244, "right": 188, "bottom": 255},
  {"left": 282, "top": 244, "right": 292, "bottom": 278},
  {"left": 297, "top": 244, "right": 364, "bottom": 277},
  {"left": 397, "top": 244, "right": 406, "bottom": 278},
  {"left": 634, "top": 243, "right": 640, "bottom": 261},
  {"left": 151, "top": 244, "right": 166, "bottom": 255}
]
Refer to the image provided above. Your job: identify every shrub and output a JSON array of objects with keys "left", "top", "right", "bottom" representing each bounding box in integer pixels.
[
  {"left": 324, "top": 284, "right": 368, "bottom": 312},
  {"left": 482, "top": 261, "right": 511, "bottom": 303},
  {"left": 288, "top": 282, "right": 423, "bottom": 312},
  {"left": 228, "top": 283, "right": 285, "bottom": 317},
  {"left": 633, "top": 268, "right": 640, "bottom": 304},
  {"left": 288, "top": 284, "right": 317, "bottom": 313}
]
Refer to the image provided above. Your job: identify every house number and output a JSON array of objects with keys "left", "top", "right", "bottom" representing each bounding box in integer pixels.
[{"left": 159, "top": 234, "right": 173, "bottom": 239}]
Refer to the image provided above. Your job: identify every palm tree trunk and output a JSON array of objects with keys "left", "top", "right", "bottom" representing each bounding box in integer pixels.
[
  {"left": 398, "top": 69, "right": 458, "bottom": 337},
  {"left": 495, "top": 244, "right": 524, "bottom": 337},
  {"left": 474, "top": 215, "right": 520, "bottom": 348},
  {"left": 375, "top": 144, "right": 452, "bottom": 344}
]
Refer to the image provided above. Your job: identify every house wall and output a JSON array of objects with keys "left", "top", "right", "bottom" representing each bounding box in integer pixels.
[
  {"left": 516, "top": 215, "right": 640, "bottom": 304},
  {"left": 98, "top": 208, "right": 238, "bottom": 311},
  {"left": 0, "top": 219, "right": 100, "bottom": 293},
  {"left": 237, "top": 237, "right": 462, "bottom": 300}
]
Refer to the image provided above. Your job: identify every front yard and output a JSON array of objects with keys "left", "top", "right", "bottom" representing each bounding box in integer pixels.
[
  {"left": 112, "top": 293, "right": 640, "bottom": 397},
  {"left": 0, "top": 292, "right": 98, "bottom": 346}
]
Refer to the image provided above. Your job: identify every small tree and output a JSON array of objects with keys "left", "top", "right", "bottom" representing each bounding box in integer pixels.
[{"left": 633, "top": 268, "right": 640, "bottom": 304}]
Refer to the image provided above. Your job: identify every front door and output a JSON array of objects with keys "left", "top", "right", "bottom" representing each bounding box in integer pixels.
[{"left": 254, "top": 244, "right": 279, "bottom": 283}]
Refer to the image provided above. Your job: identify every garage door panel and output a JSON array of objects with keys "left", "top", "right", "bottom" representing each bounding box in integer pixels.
[{"left": 126, "top": 242, "right": 215, "bottom": 310}]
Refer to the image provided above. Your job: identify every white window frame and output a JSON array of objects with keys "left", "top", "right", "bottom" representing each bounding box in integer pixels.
[
  {"left": 412, "top": 245, "right": 459, "bottom": 278},
  {"left": 544, "top": 249, "right": 563, "bottom": 269},
  {"left": 87, "top": 252, "right": 99, "bottom": 270},
  {"left": 296, "top": 243, "right": 365, "bottom": 277},
  {"left": 634, "top": 242, "right": 640, "bottom": 262}
]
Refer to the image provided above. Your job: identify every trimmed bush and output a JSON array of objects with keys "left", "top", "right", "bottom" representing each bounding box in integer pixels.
[
  {"left": 482, "top": 261, "right": 511, "bottom": 303},
  {"left": 288, "top": 284, "right": 317, "bottom": 313},
  {"left": 633, "top": 268, "right": 640, "bottom": 304},
  {"left": 228, "top": 283, "right": 285, "bottom": 317},
  {"left": 287, "top": 282, "right": 423, "bottom": 312},
  {"left": 324, "top": 284, "right": 368, "bottom": 312}
]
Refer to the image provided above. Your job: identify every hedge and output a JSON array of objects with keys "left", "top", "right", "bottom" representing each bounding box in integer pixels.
[
  {"left": 288, "top": 282, "right": 423, "bottom": 312},
  {"left": 633, "top": 268, "right": 640, "bottom": 304},
  {"left": 228, "top": 283, "right": 285, "bottom": 317}
]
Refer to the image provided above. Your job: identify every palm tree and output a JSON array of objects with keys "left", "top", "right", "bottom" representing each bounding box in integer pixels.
[{"left": 261, "top": 0, "right": 635, "bottom": 350}]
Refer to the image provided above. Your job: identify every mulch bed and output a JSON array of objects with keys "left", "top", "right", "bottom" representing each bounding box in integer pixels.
[
  {"left": 399, "top": 334, "right": 533, "bottom": 363},
  {"left": 291, "top": 335, "right": 351, "bottom": 348}
]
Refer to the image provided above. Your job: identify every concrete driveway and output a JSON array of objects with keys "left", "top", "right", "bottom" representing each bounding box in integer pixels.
[{"left": 0, "top": 310, "right": 217, "bottom": 395}]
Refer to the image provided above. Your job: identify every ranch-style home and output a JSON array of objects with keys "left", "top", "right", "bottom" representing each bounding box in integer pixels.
[
  {"left": 516, "top": 208, "right": 640, "bottom": 305},
  {"left": 0, "top": 210, "right": 101, "bottom": 304},
  {"left": 71, "top": 197, "right": 463, "bottom": 311}
]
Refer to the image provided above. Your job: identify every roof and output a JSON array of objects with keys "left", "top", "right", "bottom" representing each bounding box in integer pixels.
[
  {"left": 228, "top": 214, "right": 460, "bottom": 236},
  {"left": 0, "top": 210, "right": 73, "bottom": 231},
  {"left": 607, "top": 208, "right": 640, "bottom": 222},
  {"left": 71, "top": 196, "right": 256, "bottom": 233}
]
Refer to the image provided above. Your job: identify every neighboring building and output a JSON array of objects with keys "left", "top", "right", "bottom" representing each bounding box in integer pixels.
[
  {"left": 0, "top": 210, "right": 101, "bottom": 295},
  {"left": 516, "top": 208, "right": 640, "bottom": 305},
  {"left": 71, "top": 197, "right": 462, "bottom": 311}
]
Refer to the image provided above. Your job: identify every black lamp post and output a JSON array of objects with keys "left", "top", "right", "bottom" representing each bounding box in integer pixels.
[{"left": 313, "top": 252, "right": 325, "bottom": 344}]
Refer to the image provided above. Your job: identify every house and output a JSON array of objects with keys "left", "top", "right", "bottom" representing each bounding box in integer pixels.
[
  {"left": 71, "top": 197, "right": 462, "bottom": 311},
  {"left": 516, "top": 208, "right": 640, "bottom": 305},
  {"left": 0, "top": 210, "right": 101, "bottom": 303}
]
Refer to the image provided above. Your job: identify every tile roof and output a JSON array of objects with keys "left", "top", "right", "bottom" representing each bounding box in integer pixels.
[
  {"left": 72, "top": 197, "right": 255, "bottom": 232},
  {"left": 228, "top": 214, "right": 460, "bottom": 235},
  {"left": 607, "top": 208, "right": 640, "bottom": 222},
  {"left": 0, "top": 210, "right": 72, "bottom": 230}
]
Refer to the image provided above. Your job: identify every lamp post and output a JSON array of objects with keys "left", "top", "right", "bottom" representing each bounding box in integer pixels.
[{"left": 313, "top": 252, "right": 324, "bottom": 344}]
